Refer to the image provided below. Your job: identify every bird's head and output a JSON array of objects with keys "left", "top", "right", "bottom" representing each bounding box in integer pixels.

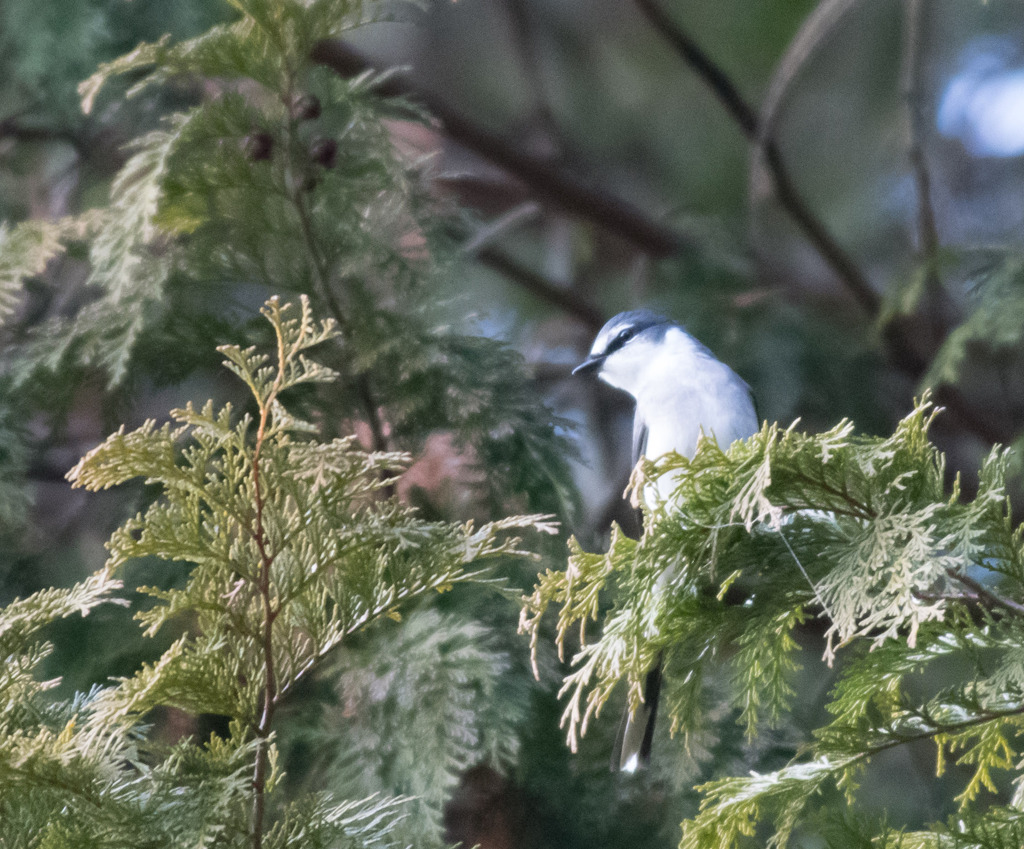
[{"left": 572, "top": 310, "right": 673, "bottom": 395}]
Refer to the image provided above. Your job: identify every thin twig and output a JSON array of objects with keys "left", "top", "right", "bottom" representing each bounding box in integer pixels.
[
  {"left": 454, "top": 202, "right": 606, "bottom": 329},
  {"left": 945, "top": 567, "right": 1024, "bottom": 617},
  {"left": 0, "top": 115, "right": 128, "bottom": 177},
  {"left": 759, "top": 143, "right": 880, "bottom": 314},
  {"left": 632, "top": 0, "right": 880, "bottom": 314},
  {"left": 310, "top": 39, "right": 694, "bottom": 257},
  {"left": 504, "top": 0, "right": 560, "bottom": 137},
  {"left": 633, "top": 0, "right": 756, "bottom": 135},
  {"left": 901, "top": 0, "right": 950, "bottom": 343},
  {"left": 249, "top": 311, "right": 293, "bottom": 849},
  {"left": 759, "top": 0, "right": 861, "bottom": 143},
  {"left": 467, "top": 240, "right": 606, "bottom": 331},
  {"left": 857, "top": 700, "right": 1024, "bottom": 760},
  {"left": 282, "top": 98, "right": 392, "bottom": 456},
  {"left": 902, "top": 0, "right": 942, "bottom": 276}
]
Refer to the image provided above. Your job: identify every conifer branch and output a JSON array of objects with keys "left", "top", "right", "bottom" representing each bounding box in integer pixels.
[
  {"left": 59, "top": 293, "right": 552, "bottom": 845},
  {"left": 688, "top": 700, "right": 1024, "bottom": 848},
  {"left": 848, "top": 700, "right": 1024, "bottom": 764},
  {"left": 4, "top": 4, "right": 570, "bottom": 845}
]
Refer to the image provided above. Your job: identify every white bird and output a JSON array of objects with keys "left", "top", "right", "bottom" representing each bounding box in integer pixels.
[{"left": 573, "top": 309, "right": 759, "bottom": 771}]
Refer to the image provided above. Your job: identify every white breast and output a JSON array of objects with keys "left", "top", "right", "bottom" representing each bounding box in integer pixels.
[{"left": 634, "top": 328, "right": 758, "bottom": 497}]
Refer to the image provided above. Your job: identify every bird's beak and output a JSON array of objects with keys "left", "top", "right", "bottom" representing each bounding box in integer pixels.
[{"left": 572, "top": 355, "right": 605, "bottom": 376}]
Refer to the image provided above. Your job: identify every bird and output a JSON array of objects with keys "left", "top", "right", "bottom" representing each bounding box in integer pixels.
[{"left": 573, "top": 309, "right": 759, "bottom": 772}]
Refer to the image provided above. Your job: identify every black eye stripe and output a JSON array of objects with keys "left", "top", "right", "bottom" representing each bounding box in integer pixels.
[{"left": 604, "top": 327, "right": 637, "bottom": 355}]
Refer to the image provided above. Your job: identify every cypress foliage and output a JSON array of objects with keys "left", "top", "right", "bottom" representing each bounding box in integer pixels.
[
  {"left": 0, "top": 296, "right": 552, "bottom": 847},
  {"left": 523, "top": 401, "right": 1024, "bottom": 848}
]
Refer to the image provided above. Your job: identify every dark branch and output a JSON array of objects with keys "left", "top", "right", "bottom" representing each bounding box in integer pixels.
[
  {"left": 851, "top": 700, "right": 1024, "bottom": 764},
  {"left": 504, "top": 0, "right": 561, "bottom": 137},
  {"left": 0, "top": 116, "right": 127, "bottom": 174},
  {"left": 0, "top": 118, "right": 82, "bottom": 149},
  {"left": 933, "top": 385, "right": 1015, "bottom": 445},
  {"left": 761, "top": 144, "right": 880, "bottom": 314},
  {"left": 632, "top": 0, "right": 880, "bottom": 315},
  {"left": 901, "top": 0, "right": 953, "bottom": 342},
  {"left": 902, "top": 0, "right": 941, "bottom": 270},
  {"left": 945, "top": 567, "right": 1024, "bottom": 617},
  {"left": 632, "top": 0, "right": 757, "bottom": 136},
  {"left": 470, "top": 242, "right": 606, "bottom": 332},
  {"left": 310, "top": 39, "right": 694, "bottom": 257}
]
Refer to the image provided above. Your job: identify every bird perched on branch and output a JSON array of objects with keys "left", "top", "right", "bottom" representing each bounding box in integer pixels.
[{"left": 573, "top": 309, "right": 759, "bottom": 772}]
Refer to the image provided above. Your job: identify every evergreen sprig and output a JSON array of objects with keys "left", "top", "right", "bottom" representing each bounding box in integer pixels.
[
  {"left": 48, "top": 295, "right": 553, "bottom": 847},
  {"left": 522, "top": 398, "right": 1024, "bottom": 847}
]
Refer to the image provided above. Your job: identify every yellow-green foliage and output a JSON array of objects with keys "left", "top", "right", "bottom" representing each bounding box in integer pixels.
[
  {"left": 0, "top": 297, "right": 552, "bottom": 848},
  {"left": 523, "top": 399, "right": 1024, "bottom": 848}
]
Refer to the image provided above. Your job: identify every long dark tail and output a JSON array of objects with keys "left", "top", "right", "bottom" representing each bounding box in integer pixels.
[{"left": 611, "top": 657, "right": 663, "bottom": 772}]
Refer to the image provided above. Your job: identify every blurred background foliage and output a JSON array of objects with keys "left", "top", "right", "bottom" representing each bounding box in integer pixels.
[{"left": 5, "top": 0, "right": 1024, "bottom": 846}]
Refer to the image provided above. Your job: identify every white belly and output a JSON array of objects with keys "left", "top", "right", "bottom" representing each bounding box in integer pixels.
[{"left": 634, "top": 334, "right": 758, "bottom": 501}]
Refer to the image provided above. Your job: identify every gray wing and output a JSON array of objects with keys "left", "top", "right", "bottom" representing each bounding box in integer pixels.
[{"left": 632, "top": 408, "right": 649, "bottom": 466}]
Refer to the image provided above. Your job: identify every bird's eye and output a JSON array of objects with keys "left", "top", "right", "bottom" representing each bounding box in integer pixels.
[{"left": 604, "top": 326, "right": 637, "bottom": 356}]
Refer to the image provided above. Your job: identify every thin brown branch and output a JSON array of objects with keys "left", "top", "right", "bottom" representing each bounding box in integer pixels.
[
  {"left": 901, "top": 0, "right": 951, "bottom": 342},
  {"left": 759, "top": 0, "right": 860, "bottom": 142},
  {"left": 932, "top": 385, "right": 1015, "bottom": 445},
  {"left": 864, "top": 701, "right": 1024, "bottom": 759},
  {"left": 451, "top": 202, "right": 606, "bottom": 329},
  {"left": 632, "top": 0, "right": 757, "bottom": 136},
  {"left": 0, "top": 117, "right": 85, "bottom": 151},
  {"left": 945, "top": 567, "right": 1024, "bottom": 617},
  {"left": 282, "top": 103, "right": 391, "bottom": 456},
  {"left": 902, "top": 0, "right": 941, "bottom": 273},
  {"left": 761, "top": 143, "right": 880, "bottom": 314},
  {"left": 249, "top": 317, "right": 288, "bottom": 849},
  {"left": 912, "top": 589, "right": 982, "bottom": 604},
  {"left": 912, "top": 587, "right": 1017, "bottom": 618},
  {"left": 504, "top": 0, "right": 560, "bottom": 137},
  {"left": 467, "top": 240, "right": 606, "bottom": 331},
  {"left": 310, "top": 39, "right": 693, "bottom": 257},
  {"left": 0, "top": 116, "right": 128, "bottom": 175},
  {"left": 632, "top": 0, "right": 880, "bottom": 315}
]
